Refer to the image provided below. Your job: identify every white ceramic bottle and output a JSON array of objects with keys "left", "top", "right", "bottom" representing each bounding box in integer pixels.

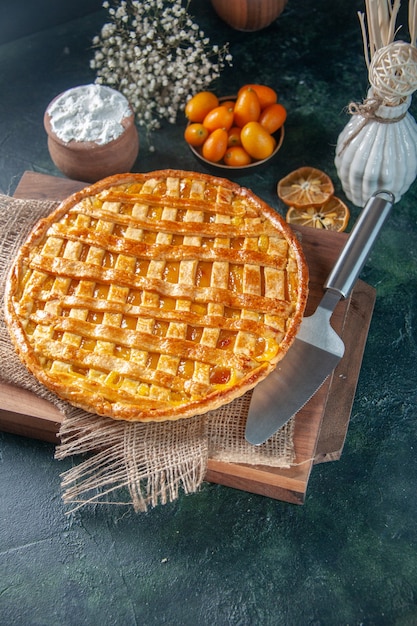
[{"left": 335, "top": 93, "right": 417, "bottom": 207}]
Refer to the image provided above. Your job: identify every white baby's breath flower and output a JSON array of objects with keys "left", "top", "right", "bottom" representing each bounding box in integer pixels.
[{"left": 90, "top": 0, "right": 232, "bottom": 142}]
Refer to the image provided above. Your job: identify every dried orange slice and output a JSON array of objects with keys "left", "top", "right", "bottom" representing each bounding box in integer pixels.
[
  {"left": 285, "top": 196, "right": 350, "bottom": 232},
  {"left": 278, "top": 167, "right": 334, "bottom": 208}
]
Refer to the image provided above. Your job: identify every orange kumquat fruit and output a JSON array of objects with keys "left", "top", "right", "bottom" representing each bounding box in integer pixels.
[
  {"left": 223, "top": 146, "right": 252, "bottom": 167},
  {"left": 259, "top": 103, "right": 287, "bottom": 134},
  {"left": 221, "top": 99, "right": 236, "bottom": 110},
  {"left": 233, "top": 88, "right": 261, "bottom": 128},
  {"left": 184, "top": 123, "right": 209, "bottom": 147},
  {"left": 202, "top": 128, "right": 229, "bottom": 163},
  {"left": 227, "top": 126, "right": 242, "bottom": 147},
  {"left": 185, "top": 91, "right": 219, "bottom": 122},
  {"left": 238, "top": 84, "right": 278, "bottom": 109},
  {"left": 203, "top": 105, "right": 234, "bottom": 132},
  {"left": 241, "top": 121, "right": 276, "bottom": 160}
]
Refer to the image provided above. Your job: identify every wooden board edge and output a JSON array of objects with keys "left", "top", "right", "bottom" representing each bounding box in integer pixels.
[
  {"left": 205, "top": 459, "right": 306, "bottom": 504},
  {"left": 13, "top": 170, "right": 87, "bottom": 200},
  {"left": 314, "top": 279, "right": 376, "bottom": 463},
  {"left": 0, "top": 409, "right": 60, "bottom": 444}
]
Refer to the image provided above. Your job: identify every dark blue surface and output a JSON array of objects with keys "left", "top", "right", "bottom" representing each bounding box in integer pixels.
[{"left": 1, "top": 2, "right": 417, "bottom": 624}]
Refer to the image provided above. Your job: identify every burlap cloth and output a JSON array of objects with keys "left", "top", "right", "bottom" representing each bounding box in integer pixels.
[{"left": 0, "top": 193, "right": 295, "bottom": 512}]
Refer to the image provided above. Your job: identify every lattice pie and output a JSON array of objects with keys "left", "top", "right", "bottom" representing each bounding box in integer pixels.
[{"left": 5, "top": 170, "right": 308, "bottom": 422}]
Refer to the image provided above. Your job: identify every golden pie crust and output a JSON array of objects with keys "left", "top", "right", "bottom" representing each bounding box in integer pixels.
[{"left": 5, "top": 170, "right": 308, "bottom": 422}]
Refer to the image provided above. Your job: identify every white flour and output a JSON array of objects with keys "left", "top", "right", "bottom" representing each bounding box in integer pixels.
[{"left": 47, "top": 84, "right": 132, "bottom": 145}]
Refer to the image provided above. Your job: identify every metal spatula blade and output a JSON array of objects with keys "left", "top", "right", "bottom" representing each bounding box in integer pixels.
[
  {"left": 245, "top": 190, "right": 394, "bottom": 446},
  {"left": 245, "top": 290, "right": 344, "bottom": 445}
]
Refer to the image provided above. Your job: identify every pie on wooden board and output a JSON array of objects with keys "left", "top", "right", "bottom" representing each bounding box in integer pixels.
[{"left": 4, "top": 170, "right": 308, "bottom": 422}]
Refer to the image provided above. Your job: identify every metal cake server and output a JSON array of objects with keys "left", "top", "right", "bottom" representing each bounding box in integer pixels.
[{"left": 245, "top": 190, "right": 394, "bottom": 446}]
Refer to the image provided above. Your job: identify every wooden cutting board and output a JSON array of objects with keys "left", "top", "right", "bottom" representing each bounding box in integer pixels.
[{"left": 0, "top": 171, "right": 376, "bottom": 504}]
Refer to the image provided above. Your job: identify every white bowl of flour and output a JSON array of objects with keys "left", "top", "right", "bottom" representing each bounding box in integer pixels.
[{"left": 44, "top": 84, "right": 139, "bottom": 183}]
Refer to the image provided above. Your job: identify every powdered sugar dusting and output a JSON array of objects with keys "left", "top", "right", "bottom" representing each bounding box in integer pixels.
[{"left": 47, "top": 84, "right": 132, "bottom": 145}]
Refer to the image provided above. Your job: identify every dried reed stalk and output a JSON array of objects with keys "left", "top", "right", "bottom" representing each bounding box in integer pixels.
[
  {"left": 357, "top": 0, "right": 417, "bottom": 103},
  {"left": 359, "top": 0, "right": 402, "bottom": 69},
  {"left": 410, "top": 0, "right": 417, "bottom": 42}
]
